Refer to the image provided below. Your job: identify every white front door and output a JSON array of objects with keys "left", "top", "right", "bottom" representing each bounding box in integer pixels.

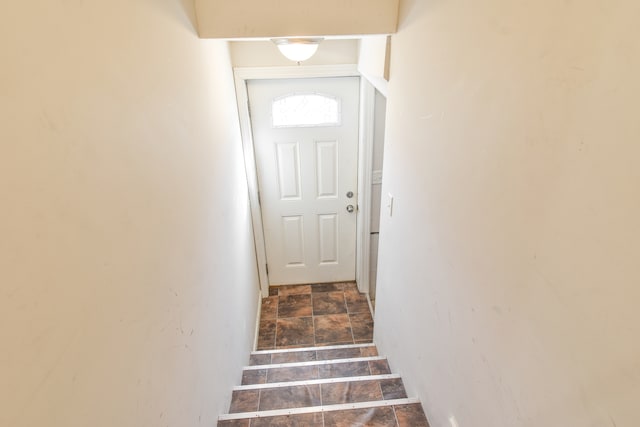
[{"left": 248, "top": 77, "right": 360, "bottom": 285}]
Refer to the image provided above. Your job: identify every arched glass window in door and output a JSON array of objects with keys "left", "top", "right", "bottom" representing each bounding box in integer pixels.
[{"left": 272, "top": 93, "right": 341, "bottom": 128}]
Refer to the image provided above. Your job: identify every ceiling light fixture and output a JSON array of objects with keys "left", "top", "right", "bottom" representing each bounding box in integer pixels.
[{"left": 272, "top": 38, "right": 324, "bottom": 63}]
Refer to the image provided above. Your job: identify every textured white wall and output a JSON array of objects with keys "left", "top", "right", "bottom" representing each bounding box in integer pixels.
[
  {"left": 375, "top": 0, "right": 640, "bottom": 425},
  {"left": 0, "top": 1, "right": 259, "bottom": 426},
  {"left": 195, "top": 0, "right": 399, "bottom": 38}
]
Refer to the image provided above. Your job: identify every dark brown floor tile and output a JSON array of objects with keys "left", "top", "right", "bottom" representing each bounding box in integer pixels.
[
  {"left": 276, "top": 317, "right": 314, "bottom": 348},
  {"left": 318, "top": 361, "right": 370, "bottom": 379},
  {"left": 271, "top": 350, "right": 316, "bottom": 364},
  {"left": 217, "top": 420, "right": 250, "bottom": 427},
  {"left": 267, "top": 365, "right": 319, "bottom": 383},
  {"left": 394, "top": 403, "right": 431, "bottom": 427},
  {"left": 323, "top": 407, "right": 397, "bottom": 427},
  {"left": 321, "top": 380, "right": 383, "bottom": 405},
  {"left": 278, "top": 284, "right": 312, "bottom": 296},
  {"left": 369, "top": 359, "right": 391, "bottom": 375},
  {"left": 250, "top": 412, "right": 324, "bottom": 427},
  {"left": 380, "top": 378, "right": 408, "bottom": 399},
  {"left": 312, "top": 291, "right": 348, "bottom": 315},
  {"left": 249, "top": 354, "right": 271, "bottom": 366},
  {"left": 259, "top": 385, "right": 321, "bottom": 410},
  {"left": 345, "top": 290, "right": 371, "bottom": 314},
  {"left": 260, "top": 296, "right": 278, "bottom": 320},
  {"left": 316, "top": 347, "right": 362, "bottom": 360},
  {"left": 314, "top": 314, "right": 353, "bottom": 345},
  {"left": 229, "top": 390, "right": 259, "bottom": 413},
  {"left": 350, "top": 312, "right": 374, "bottom": 342},
  {"left": 257, "top": 320, "right": 276, "bottom": 350},
  {"left": 268, "top": 287, "right": 279, "bottom": 296},
  {"left": 360, "top": 346, "right": 378, "bottom": 357},
  {"left": 278, "top": 294, "right": 312, "bottom": 318},
  {"left": 342, "top": 282, "right": 359, "bottom": 292},
  {"left": 241, "top": 369, "right": 267, "bottom": 385},
  {"left": 311, "top": 282, "right": 345, "bottom": 293}
]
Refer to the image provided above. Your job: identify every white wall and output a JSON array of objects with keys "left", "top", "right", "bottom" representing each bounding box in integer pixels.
[
  {"left": 195, "top": 0, "right": 399, "bottom": 38},
  {"left": 0, "top": 1, "right": 259, "bottom": 426},
  {"left": 375, "top": 0, "right": 640, "bottom": 426},
  {"left": 358, "top": 36, "right": 391, "bottom": 95}
]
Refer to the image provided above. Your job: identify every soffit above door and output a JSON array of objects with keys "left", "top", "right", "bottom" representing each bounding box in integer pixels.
[{"left": 194, "top": 0, "right": 399, "bottom": 39}]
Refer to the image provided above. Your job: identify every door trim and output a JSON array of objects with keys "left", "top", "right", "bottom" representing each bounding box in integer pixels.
[{"left": 233, "top": 65, "right": 374, "bottom": 297}]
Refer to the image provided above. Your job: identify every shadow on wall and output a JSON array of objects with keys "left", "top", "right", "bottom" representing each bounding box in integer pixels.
[
  {"left": 152, "top": 0, "right": 199, "bottom": 35},
  {"left": 398, "top": 0, "right": 438, "bottom": 29},
  {"left": 179, "top": 0, "right": 198, "bottom": 32}
]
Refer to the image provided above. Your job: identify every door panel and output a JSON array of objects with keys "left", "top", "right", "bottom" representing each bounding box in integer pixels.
[
  {"left": 276, "top": 142, "right": 302, "bottom": 199},
  {"left": 316, "top": 141, "right": 338, "bottom": 198},
  {"left": 318, "top": 214, "right": 338, "bottom": 264},
  {"left": 248, "top": 77, "right": 360, "bottom": 285},
  {"left": 282, "top": 215, "right": 305, "bottom": 266}
]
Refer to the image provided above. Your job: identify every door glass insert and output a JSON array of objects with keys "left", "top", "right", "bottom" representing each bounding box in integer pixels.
[{"left": 272, "top": 93, "right": 341, "bottom": 128}]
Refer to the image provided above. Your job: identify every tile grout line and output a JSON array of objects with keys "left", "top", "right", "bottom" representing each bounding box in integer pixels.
[
  {"left": 312, "top": 291, "right": 318, "bottom": 348},
  {"left": 319, "top": 376, "right": 323, "bottom": 410},
  {"left": 392, "top": 401, "right": 402, "bottom": 427},
  {"left": 257, "top": 388, "right": 262, "bottom": 415},
  {"left": 347, "top": 299, "right": 357, "bottom": 344},
  {"left": 273, "top": 288, "right": 281, "bottom": 350},
  {"left": 376, "top": 380, "right": 385, "bottom": 404}
]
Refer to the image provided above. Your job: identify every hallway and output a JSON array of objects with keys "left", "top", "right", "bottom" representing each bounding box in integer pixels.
[{"left": 4, "top": 1, "right": 640, "bottom": 426}]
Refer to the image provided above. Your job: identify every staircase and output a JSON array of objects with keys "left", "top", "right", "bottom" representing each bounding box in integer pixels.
[{"left": 217, "top": 343, "right": 430, "bottom": 426}]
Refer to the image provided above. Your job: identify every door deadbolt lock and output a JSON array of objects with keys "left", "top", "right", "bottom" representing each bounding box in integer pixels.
[
  {"left": 346, "top": 204, "right": 355, "bottom": 213},
  {"left": 346, "top": 191, "right": 354, "bottom": 198}
]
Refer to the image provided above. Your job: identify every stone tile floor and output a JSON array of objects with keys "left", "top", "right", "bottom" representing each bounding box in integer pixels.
[{"left": 257, "top": 282, "right": 374, "bottom": 350}]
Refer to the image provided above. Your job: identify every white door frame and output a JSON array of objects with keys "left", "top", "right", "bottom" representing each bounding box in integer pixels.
[{"left": 233, "top": 65, "right": 376, "bottom": 298}]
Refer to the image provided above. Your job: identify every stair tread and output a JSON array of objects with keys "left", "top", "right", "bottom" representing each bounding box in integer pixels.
[
  {"left": 219, "top": 401, "right": 430, "bottom": 427},
  {"left": 241, "top": 358, "right": 392, "bottom": 385},
  {"left": 250, "top": 343, "right": 378, "bottom": 366},
  {"left": 245, "top": 355, "right": 385, "bottom": 370},
  {"left": 229, "top": 376, "right": 408, "bottom": 414},
  {"left": 219, "top": 397, "right": 422, "bottom": 421},
  {"left": 235, "top": 373, "right": 401, "bottom": 390},
  {"left": 251, "top": 342, "right": 375, "bottom": 355}
]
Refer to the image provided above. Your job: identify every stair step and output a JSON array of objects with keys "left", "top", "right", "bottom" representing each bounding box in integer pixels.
[
  {"left": 245, "top": 355, "right": 385, "bottom": 370},
  {"left": 234, "top": 373, "right": 401, "bottom": 390},
  {"left": 241, "top": 357, "right": 392, "bottom": 386},
  {"left": 249, "top": 343, "right": 377, "bottom": 365},
  {"left": 229, "top": 376, "right": 408, "bottom": 414},
  {"left": 218, "top": 398, "right": 426, "bottom": 426}
]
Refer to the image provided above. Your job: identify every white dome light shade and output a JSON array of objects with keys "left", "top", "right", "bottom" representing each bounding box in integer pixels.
[{"left": 272, "top": 38, "right": 323, "bottom": 62}]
